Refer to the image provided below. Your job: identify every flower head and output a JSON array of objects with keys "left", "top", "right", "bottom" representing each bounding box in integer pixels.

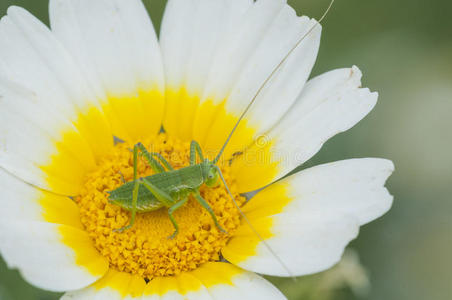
[{"left": 0, "top": 0, "right": 393, "bottom": 299}]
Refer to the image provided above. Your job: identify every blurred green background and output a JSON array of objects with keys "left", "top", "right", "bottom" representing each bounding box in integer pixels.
[{"left": 0, "top": 0, "right": 450, "bottom": 299}]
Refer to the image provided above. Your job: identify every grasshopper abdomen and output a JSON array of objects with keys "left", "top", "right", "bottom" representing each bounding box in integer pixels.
[{"left": 109, "top": 165, "right": 205, "bottom": 213}]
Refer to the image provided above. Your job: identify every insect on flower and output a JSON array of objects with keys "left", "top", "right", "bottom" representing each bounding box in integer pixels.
[
  {"left": 108, "top": 140, "right": 228, "bottom": 239},
  {"left": 107, "top": 3, "right": 335, "bottom": 275}
]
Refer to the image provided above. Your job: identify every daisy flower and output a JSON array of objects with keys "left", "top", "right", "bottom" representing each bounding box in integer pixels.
[{"left": 0, "top": 0, "right": 394, "bottom": 299}]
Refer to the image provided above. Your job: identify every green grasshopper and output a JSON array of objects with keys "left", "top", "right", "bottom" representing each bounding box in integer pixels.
[{"left": 108, "top": 140, "right": 227, "bottom": 239}]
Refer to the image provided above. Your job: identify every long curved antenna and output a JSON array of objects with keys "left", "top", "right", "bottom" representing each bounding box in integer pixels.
[
  {"left": 216, "top": 167, "right": 295, "bottom": 278},
  {"left": 212, "top": 0, "right": 337, "bottom": 279},
  {"left": 213, "top": 0, "right": 336, "bottom": 165}
]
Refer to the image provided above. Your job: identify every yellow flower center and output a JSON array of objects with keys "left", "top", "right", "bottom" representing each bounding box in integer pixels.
[{"left": 76, "top": 133, "right": 245, "bottom": 279}]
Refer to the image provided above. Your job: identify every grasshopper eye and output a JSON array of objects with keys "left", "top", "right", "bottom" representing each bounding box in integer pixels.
[{"left": 205, "top": 168, "right": 219, "bottom": 187}]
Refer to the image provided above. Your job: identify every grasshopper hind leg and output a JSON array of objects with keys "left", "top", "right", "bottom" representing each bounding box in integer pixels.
[{"left": 190, "top": 141, "right": 205, "bottom": 165}]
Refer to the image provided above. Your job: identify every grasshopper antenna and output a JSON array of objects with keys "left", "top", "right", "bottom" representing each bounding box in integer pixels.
[
  {"left": 213, "top": 0, "right": 335, "bottom": 165},
  {"left": 212, "top": 0, "right": 336, "bottom": 279}
]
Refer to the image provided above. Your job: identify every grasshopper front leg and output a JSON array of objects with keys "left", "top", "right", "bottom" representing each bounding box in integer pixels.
[
  {"left": 115, "top": 144, "right": 140, "bottom": 233},
  {"left": 114, "top": 180, "right": 139, "bottom": 233}
]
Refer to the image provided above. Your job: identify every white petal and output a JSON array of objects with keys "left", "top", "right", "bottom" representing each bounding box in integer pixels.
[
  {"left": 0, "top": 220, "right": 109, "bottom": 292},
  {"left": 199, "top": 0, "right": 285, "bottom": 101},
  {"left": 0, "top": 7, "right": 113, "bottom": 194},
  {"left": 62, "top": 263, "right": 286, "bottom": 300},
  {"left": 62, "top": 289, "right": 120, "bottom": 300},
  {"left": 49, "top": 0, "right": 164, "bottom": 96},
  {"left": 209, "top": 14, "right": 320, "bottom": 132},
  {"left": 223, "top": 158, "right": 394, "bottom": 276},
  {"left": 271, "top": 67, "right": 378, "bottom": 174},
  {"left": 231, "top": 66, "right": 378, "bottom": 192},
  {"left": 0, "top": 7, "right": 103, "bottom": 116},
  {"left": 283, "top": 158, "right": 395, "bottom": 225}
]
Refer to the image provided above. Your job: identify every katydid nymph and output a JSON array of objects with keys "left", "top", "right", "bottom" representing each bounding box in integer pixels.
[
  {"left": 108, "top": 140, "right": 227, "bottom": 239},
  {"left": 108, "top": 0, "right": 335, "bottom": 277}
]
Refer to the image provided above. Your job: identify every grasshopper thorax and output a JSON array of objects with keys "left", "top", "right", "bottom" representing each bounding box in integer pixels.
[{"left": 201, "top": 161, "right": 220, "bottom": 187}]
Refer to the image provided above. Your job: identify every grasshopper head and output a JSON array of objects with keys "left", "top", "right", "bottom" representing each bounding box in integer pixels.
[{"left": 203, "top": 163, "right": 220, "bottom": 187}]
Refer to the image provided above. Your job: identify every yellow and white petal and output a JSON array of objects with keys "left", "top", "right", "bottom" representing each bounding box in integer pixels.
[
  {"left": 49, "top": 0, "right": 165, "bottom": 142},
  {"left": 201, "top": 12, "right": 320, "bottom": 159},
  {"left": 223, "top": 158, "right": 394, "bottom": 277},
  {"left": 0, "top": 220, "right": 108, "bottom": 292},
  {"left": 160, "top": 0, "right": 321, "bottom": 158},
  {"left": 0, "top": 168, "right": 109, "bottom": 292},
  {"left": 231, "top": 66, "right": 377, "bottom": 192},
  {"left": 0, "top": 168, "right": 82, "bottom": 227},
  {"left": 0, "top": 7, "right": 114, "bottom": 195},
  {"left": 60, "top": 270, "right": 146, "bottom": 300},
  {"left": 160, "top": 0, "right": 252, "bottom": 139},
  {"left": 193, "top": 263, "right": 285, "bottom": 299},
  {"left": 62, "top": 263, "right": 286, "bottom": 300},
  {"left": 0, "top": 79, "right": 94, "bottom": 195}
]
